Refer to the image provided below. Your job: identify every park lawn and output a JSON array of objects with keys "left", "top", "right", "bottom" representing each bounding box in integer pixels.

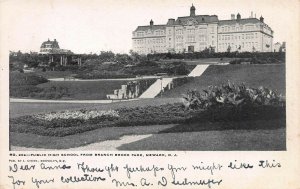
[
  {"left": 9, "top": 98, "right": 181, "bottom": 118},
  {"left": 10, "top": 124, "right": 175, "bottom": 149},
  {"left": 118, "top": 127, "right": 285, "bottom": 151},
  {"left": 162, "top": 64, "right": 285, "bottom": 98},
  {"left": 37, "top": 80, "right": 128, "bottom": 100},
  {"left": 9, "top": 118, "right": 285, "bottom": 150},
  {"left": 35, "top": 70, "right": 74, "bottom": 79}
]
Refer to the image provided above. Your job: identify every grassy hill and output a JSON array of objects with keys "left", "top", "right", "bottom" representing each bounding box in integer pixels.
[
  {"left": 37, "top": 80, "right": 128, "bottom": 100},
  {"left": 161, "top": 64, "right": 285, "bottom": 98}
]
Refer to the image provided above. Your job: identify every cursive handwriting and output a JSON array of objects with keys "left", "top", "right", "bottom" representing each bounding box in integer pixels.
[
  {"left": 9, "top": 164, "right": 35, "bottom": 172},
  {"left": 112, "top": 179, "right": 136, "bottom": 187},
  {"left": 172, "top": 177, "right": 222, "bottom": 188},
  {"left": 40, "top": 163, "right": 71, "bottom": 170},
  {"left": 61, "top": 174, "right": 105, "bottom": 183},
  {"left": 192, "top": 162, "right": 223, "bottom": 175},
  {"left": 258, "top": 160, "right": 281, "bottom": 168},
  {"left": 228, "top": 160, "right": 254, "bottom": 169},
  {"left": 77, "top": 162, "right": 104, "bottom": 173},
  {"left": 168, "top": 164, "right": 187, "bottom": 179},
  {"left": 8, "top": 176, "right": 25, "bottom": 189},
  {"left": 158, "top": 176, "right": 168, "bottom": 186},
  {"left": 123, "top": 164, "right": 164, "bottom": 179},
  {"left": 31, "top": 177, "right": 54, "bottom": 188},
  {"left": 6, "top": 159, "right": 282, "bottom": 188}
]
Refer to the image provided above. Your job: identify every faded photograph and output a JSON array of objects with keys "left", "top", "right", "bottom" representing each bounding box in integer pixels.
[{"left": 9, "top": 1, "right": 286, "bottom": 151}]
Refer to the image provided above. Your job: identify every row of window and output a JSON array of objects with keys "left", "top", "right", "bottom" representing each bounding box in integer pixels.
[
  {"left": 133, "top": 38, "right": 165, "bottom": 45},
  {"left": 219, "top": 42, "right": 259, "bottom": 49},
  {"left": 136, "top": 30, "right": 165, "bottom": 37},
  {"left": 219, "top": 33, "right": 259, "bottom": 41},
  {"left": 220, "top": 24, "right": 260, "bottom": 32},
  {"left": 171, "top": 28, "right": 211, "bottom": 35}
]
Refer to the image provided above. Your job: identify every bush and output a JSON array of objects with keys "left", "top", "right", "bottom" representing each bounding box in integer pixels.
[
  {"left": 182, "top": 82, "right": 285, "bottom": 110},
  {"left": 10, "top": 85, "right": 43, "bottom": 97},
  {"left": 10, "top": 72, "right": 48, "bottom": 86},
  {"left": 229, "top": 59, "right": 243, "bottom": 64}
]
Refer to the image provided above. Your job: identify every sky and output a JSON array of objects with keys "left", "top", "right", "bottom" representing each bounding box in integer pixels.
[{"left": 0, "top": 0, "right": 297, "bottom": 54}]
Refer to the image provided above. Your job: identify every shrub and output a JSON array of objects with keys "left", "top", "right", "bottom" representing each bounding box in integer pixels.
[
  {"left": 10, "top": 72, "right": 48, "bottom": 86},
  {"left": 182, "top": 82, "right": 285, "bottom": 110},
  {"left": 10, "top": 85, "right": 43, "bottom": 97},
  {"left": 229, "top": 59, "right": 243, "bottom": 64}
]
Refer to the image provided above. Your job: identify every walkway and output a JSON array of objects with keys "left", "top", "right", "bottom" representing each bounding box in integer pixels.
[
  {"left": 48, "top": 76, "right": 161, "bottom": 81},
  {"left": 139, "top": 64, "right": 210, "bottom": 98},
  {"left": 10, "top": 98, "right": 139, "bottom": 104}
]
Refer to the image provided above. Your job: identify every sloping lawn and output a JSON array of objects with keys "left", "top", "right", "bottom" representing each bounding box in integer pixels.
[
  {"left": 9, "top": 98, "right": 181, "bottom": 118},
  {"left": 162, "top": 64, "right": 285, "bottom": 98},
  {"left": 37, "top": 80, "right": 128, "bottom": 100}
]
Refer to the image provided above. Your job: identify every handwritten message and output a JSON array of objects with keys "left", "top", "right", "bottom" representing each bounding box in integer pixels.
[{"left": 7, "top": 153, "right": 282, "bottom": 189}]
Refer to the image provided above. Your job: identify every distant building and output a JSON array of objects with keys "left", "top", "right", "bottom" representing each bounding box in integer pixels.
[
  {"left": 281, "top": 42, "right": 286, "bottom": 52},
  {"left": 273, "top": 42, "right": 281, "bottom": 52},
  {"left": 132, "top": 4, "right": 274, "bottom": 54},
  {"left": 40, "top": 39, "right": 72, "bottom": 54},
  {"left": 273, "top": 42, "right": 286, "bottom": 52}
]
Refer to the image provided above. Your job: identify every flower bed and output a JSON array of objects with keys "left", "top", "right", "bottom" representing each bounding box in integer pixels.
[
  {"left": 10, "top": 104, "right": 197, "bottom": 136},
  {"left": 10, "top": 83, "right": 286, "bottom": 137},
  {"left": 34, "top": 109, "right": 119, "bottom": 121}
]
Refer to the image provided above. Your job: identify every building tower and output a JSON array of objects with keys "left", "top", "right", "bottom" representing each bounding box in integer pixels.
[{"left": 190, "top": 4, "right": 196, "bottom": 16}]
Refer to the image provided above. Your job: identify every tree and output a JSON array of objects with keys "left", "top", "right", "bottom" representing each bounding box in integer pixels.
[
  {"left": 227, "top": 45, "right": 231, "bottom": 53},
  {"left": 99, "top": 51, "right": 115, "bottom": 62},
  {"left": 115, "top": 53, "right": 131, "bottom": 64},
  {"left": 49, "top": 62, "right": 57, "bottom": 71},
  {"left": 129, "top": 50, "right": 141, "bottom": 63}
]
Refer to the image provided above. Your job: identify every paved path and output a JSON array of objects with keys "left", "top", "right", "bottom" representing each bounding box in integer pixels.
[
  {"left": 10, "top": 98, "right": 139, "bottom": 104},
  {"left": 48, "top": 76, "right": 161, "bottom": 81},
  {"left": 11, "top": 134, "right": 153, "bottom": 151},
  {"left": 139, "top": 64, "right": 212, "bottom": 98}
]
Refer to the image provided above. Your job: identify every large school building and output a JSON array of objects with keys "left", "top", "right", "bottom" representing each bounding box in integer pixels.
[{"left": 132, "top": 5, "right": 273, "bottom": 54}]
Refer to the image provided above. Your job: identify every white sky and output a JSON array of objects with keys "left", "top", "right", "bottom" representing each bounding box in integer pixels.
[{"left": 0, "top": 0, "right": 296, "bottom": 54}]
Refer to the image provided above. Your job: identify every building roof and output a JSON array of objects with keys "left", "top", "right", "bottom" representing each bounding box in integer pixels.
[
  {"left": 134, "top": 25, "right": 166, "bottom": 32},
  {"left": 40, "top": 39, "right": 60, "bottom": 48},
  {"left": 174, "top": 15, "right": 219, "bottom": 25},
  {"left": 218, "top": 18, "right": 261, "bottom": 25}
]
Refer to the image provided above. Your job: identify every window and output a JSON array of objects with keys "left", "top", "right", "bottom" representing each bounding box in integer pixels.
[
  {"left": 137, "top": 32, "right": 144, "bottom": 37},
  {"left": 187, "top": 35, "right": 195, "bottom": 42},
  {"left": 187, "top": 29, "right": 195, "bottom": 34},
  {"left": 176, "top": 29, "right": 183, "bottom": 34}
]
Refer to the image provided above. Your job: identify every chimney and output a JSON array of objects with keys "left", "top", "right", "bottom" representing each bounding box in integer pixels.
[
  {"left": 231, "top": 14, "right": 235, "bottom": 20},
  {"left": 260, "top": 15, "right": 264, "bottom": 22},
  {"left": 251, "top": 11, "right": 253, "bottom": 18},
  {"left": 167, "top": 18, "right": 175, "bottom": 25},
  {"left": 237, "top": 13, "right": 241, "bottom": 20},
  {"left": 150, "top": 19, "right": 154, "bottom": 26}
]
